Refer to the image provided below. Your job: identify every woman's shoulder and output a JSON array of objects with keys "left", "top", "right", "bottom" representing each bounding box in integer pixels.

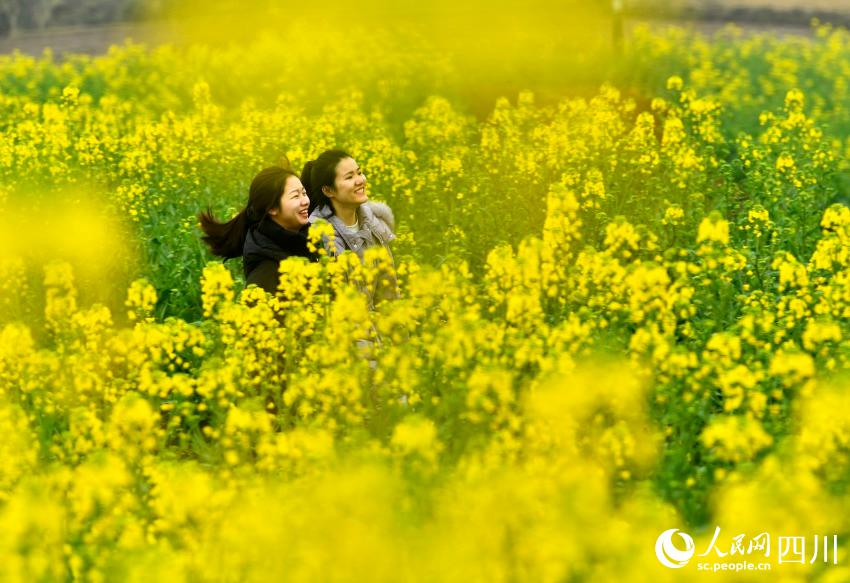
[
  {"left": 309, "top": 204, "right": 334, "bottom": 223},
  {"left": 363, "top": 201, "right": 395, "bottom": 232}
]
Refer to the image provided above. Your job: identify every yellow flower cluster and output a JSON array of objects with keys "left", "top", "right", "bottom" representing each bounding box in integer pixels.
[{"left": 701, "top": 414, "right": 773, "bottom": 464}]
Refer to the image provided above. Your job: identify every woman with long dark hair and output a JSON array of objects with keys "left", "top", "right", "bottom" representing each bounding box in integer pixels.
[
  {"left": 199, "top": 166, "right": 316, "bottom": 294},
  {"left": 301, "top": 150, "right": 395, "bottom": 258}
]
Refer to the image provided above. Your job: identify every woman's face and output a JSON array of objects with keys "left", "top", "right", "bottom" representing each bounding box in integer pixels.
[
  {"left": 326, "top": 157, "right": 367, "bottom": 209},
  {"left": 269, "top": 175, "right": 310, "bottom": 231}
]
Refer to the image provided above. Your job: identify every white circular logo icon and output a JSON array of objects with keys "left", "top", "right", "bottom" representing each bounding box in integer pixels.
[{"left": 655, "top": 528, "right": 695, "bottom": 569}]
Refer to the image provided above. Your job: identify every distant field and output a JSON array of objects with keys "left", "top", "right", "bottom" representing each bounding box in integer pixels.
[{"left": 1, "top": 1, "right": 849, "bottom": 57}]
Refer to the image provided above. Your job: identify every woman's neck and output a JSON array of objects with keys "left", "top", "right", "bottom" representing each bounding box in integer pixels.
[{"left": 332, "top": 202, "right": 358, "bottom": 226}]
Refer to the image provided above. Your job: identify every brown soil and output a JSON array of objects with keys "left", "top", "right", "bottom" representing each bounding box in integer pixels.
[
  {"left": 696, "top": 0, "right": 848, "bottom": 9},
  {"left": 0, "top": 21, "right": 180, "bottom": 57}
]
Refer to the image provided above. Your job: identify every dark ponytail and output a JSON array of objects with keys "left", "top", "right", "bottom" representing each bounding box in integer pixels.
[
  {"left": 199, "top": 166, "right": 297, "bottom": 259},
  {"left": 301, "top": 149, "right": 351, "bottom": 214},
  {"left": 199, "top": 207, "right": 251, "bottom": 259}
]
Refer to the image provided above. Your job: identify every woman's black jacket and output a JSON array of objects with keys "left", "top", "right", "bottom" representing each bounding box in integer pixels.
[{"left": 243, "top": 220, "right": 317, "bottom": 294}]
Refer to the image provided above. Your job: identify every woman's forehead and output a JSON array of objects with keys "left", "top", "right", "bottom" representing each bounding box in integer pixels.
[
  {"left": 285, "top": 175, "right": 303, "bottom": 189},
  {"left": 336, "top": 157, "right": 358, "bottom": 174}
]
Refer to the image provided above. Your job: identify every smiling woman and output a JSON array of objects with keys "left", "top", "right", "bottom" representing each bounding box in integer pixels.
[
  {"left": 302, "top": 149, "right": 396, "bottom": 260},
  {"left": 198, "top": 166, "right": 317, "bottom": 294}
]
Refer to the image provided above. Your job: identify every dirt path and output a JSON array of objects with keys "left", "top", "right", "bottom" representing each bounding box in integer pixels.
[
  {"left": 677, "top": 0, "right": 847, "bottom": 10},
  {"left": 0, "top": 21, "right": 180, "bottom": 57},
  {"left": 626, "top": 16, "right": 814, "bottom": 39}
]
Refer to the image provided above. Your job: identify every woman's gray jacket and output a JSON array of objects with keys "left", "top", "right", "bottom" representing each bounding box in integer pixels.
[
  {"left": 309, "top": 201, "right": 398, "bottom": 308},
  {"left": 308, "top": 201, "right": 396, "bottom": 258}
]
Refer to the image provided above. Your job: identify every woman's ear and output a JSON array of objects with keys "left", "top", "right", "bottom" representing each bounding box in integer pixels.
[
  {"left": 268, "top": 207, "right": 278, "bottom": 216},
  {"left": 322, "top": 185, "right": 334, "bottom": 199}
]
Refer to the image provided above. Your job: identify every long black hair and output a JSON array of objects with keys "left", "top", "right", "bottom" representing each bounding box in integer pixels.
[
  {"left": 301, "top": 149, "right": 351, "bottom": 215},
  {"left": 199, "top": 166, "right": 297, "bottom": 258}
]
